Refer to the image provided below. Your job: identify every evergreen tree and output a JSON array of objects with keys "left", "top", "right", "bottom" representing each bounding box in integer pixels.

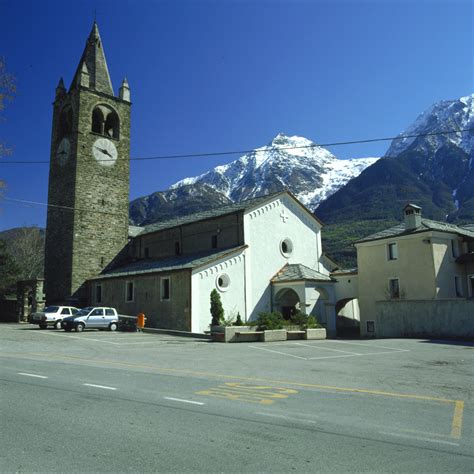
[{"left": 210, "top": 289, "right": 224, "bottom": 326}]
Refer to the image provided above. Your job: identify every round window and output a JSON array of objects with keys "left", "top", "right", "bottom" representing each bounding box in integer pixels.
[
  {"left": 280, "top": 238, "right": 293, "bottom": 257},
  {"left": 216, "top": 274, "right": 230, "bottom": 292}
]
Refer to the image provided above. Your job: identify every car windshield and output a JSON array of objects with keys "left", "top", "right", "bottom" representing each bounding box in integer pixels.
[
  {"left": 76, "top": 307, "right": 94, "bottom": 316},
  {"left": 44, "top": 306, "right": 59, "bottom": 313}
]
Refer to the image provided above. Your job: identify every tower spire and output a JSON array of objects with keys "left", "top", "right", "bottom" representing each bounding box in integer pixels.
[{"left": 70, "top": 22, "right": 114, "bottom": 95}]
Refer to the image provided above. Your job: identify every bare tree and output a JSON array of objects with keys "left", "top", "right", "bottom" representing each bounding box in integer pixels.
[{"left": 6, "top": 227, "right": 44, "bottom": 281}]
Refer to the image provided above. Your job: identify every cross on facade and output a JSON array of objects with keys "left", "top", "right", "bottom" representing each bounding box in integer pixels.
[{"left": 280, "top": 210, "right": 288, "bottom": 223}]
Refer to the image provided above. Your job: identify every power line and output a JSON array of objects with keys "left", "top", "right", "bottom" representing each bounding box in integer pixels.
[
  {"left": 1, "top": 127, "right": 472, "bottom": 165},
  {"left": 2, "top": 196, "right": 245, "bottom": 243},
  {"left": 3, "top": 197, "right": 126, "bottom": 217}
]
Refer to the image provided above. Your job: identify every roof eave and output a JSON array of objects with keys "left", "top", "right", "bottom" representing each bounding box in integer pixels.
[
  {"left": 245, "top": 190, "right": 324, "bottom": 227},
  {"left": 192, "top": 245, "right": 248, "bottom": 271},
  {"left": 271, "top": 277, "right": 335, "bottom": 283}
]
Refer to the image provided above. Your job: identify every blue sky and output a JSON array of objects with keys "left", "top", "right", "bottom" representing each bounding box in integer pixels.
[{"left": 0, "top": 0, "right": 472, "bottom": 230}]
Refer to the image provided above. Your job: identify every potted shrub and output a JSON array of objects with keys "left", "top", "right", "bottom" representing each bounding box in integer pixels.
[
  {"left": 304, "top": 315, "right": 326, "bottom": 340},
  {"left": 210, "top": 289, "right": 225, "bottom": 341},
  {"left": 256, "top": 311, "right": 286, "bottom": 342}
]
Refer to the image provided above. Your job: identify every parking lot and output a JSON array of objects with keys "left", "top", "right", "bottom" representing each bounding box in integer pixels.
[{"left": 1, "top": 324, "right": 472, "bottom": 472}]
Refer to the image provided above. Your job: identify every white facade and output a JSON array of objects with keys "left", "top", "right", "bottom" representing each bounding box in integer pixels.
[
  {"left": 191, "top": 248, "right": 247, "bottom": 333},
  {"left": 190, "top": 193, "right": 336, "bottom": 333}
]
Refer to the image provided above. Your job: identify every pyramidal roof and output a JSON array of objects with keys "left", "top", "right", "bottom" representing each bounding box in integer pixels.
[{"left": 70, "top": 22, "right": 114, "bottom": 95}]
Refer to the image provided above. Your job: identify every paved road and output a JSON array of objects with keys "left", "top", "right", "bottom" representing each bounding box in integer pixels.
[{"left": 0, "top": 325, "right": 472, "bottom": 472}]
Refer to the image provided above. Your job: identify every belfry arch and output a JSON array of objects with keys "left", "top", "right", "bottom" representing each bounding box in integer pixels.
[
  {"left": 91, "top": 104, "right": 120, "bottom": 139},
  {"left": 58, "top": 105, "right": 73, "bottom": 138}
]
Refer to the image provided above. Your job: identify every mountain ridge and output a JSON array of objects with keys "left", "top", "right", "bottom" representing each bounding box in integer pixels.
[{"left": 130, "top": 133, "right": 378, "bottom": 226}]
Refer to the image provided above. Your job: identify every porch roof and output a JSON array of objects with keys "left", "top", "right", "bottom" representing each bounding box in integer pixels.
[{"left": 271, "top": 264, "right": 334, "bottom": 283}]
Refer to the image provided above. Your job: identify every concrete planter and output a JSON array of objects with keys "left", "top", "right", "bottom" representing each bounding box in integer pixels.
[
  {"left": 211, "top": 325, "right": 224, "bottom": 342},
  {"left": 262, "top": 329, "right": 287, "bottom": 342},
  {"left": 286, "top": 330, "right": 305, "bottom": 340},
  {"left": 212, "top": 326, "right": 260, "bottom": 342},
  {"left": 305, "top": 328, "right": 327, "bottom": 340},
  {"left": 212, "top": 326, "right": 325, "bottom": 342}
]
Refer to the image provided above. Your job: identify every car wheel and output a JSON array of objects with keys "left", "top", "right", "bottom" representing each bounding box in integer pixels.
[
  {"left": 75, "top": 323, "right": 85, "bottom": 332},
  {"left": 109, "top": 322, "right": 118, "bottom": 332},
  {"left": 39, "top": 324, "right": 47, "bottom": 329},
  {"left": 54, "top": 320, "right": 62, "bottom": 330}
]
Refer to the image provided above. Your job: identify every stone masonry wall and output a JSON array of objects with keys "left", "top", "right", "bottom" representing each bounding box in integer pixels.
[{"left": 45, "top": 85, "right": 130, "bottom": 304}]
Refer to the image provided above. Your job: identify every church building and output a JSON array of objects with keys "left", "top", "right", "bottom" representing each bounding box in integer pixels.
[{"left": 44, "top": 23, "right": 337, "bottom": 334}]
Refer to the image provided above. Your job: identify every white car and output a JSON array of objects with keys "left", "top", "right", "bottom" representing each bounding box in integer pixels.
[{"left": 30, "top": 306, "right": 79, "bottom": 330}]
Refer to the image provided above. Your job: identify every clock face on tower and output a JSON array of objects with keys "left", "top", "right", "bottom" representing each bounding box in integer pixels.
[
  {"left": 93, "top": 137, "right": 118, "bottom": 166},
  {"left": 56, "top": 137, "right": 71, "bottom": 166}
]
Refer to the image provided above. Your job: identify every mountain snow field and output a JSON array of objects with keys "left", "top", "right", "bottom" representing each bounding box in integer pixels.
[{"left": 170, "top": 133, "right": 379, "bottom": 209}]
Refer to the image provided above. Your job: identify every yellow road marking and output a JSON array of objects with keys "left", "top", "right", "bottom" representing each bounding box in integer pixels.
[
  {"left": 196, "top": 382, "right": 298, "bottom": 405},
  {"left": 450, "top": 400, "right": 464, "bottom": 439},
  {"left": 0, "top": 351, "right": 464, "bottom": 438}
]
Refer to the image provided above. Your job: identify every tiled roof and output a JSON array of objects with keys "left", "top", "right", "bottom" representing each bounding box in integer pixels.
[
  {"left": 331, "top": 268, "right": 358, "bottom": 276},
  {"left": 272, "top": 264, "right": 333, "bottom": 282},
  {"left": 128, "top": 225, "right": 143, "bottom": 238},
  {"left": 134, "top": 191, "right": 287, "bottom": 236},
  {"left": 90, "top": 245, "right": 247, "bottom": 280},
  {"left": 356, "top": 219, "right": 474, "bottom": 243}
]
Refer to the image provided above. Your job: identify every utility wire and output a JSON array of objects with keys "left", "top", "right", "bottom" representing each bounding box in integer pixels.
[
  {"left": 2, "top": 126, "right": 472, "bottom": 218},
  {"left": 3, "top": 197, "right": 126, "bottom": 217},
  {"left": 1, "top": 127, "right": 472, "bottom": 164}
]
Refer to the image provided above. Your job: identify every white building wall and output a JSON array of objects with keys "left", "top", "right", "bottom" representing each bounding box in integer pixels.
[
  {"left": 244, "top": 194, "right": 322, "bottom": 321},
  {"left": 191, "top": 250, "right": 246, "bottom": 333},
  {"left": 333, "top": 273, "right": 360, "bottom": 321}
]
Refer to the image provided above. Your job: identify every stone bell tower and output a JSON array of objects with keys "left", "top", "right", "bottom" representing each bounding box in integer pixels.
[{"left": 44, "top": 22, "right": 131, "bottom": 305}]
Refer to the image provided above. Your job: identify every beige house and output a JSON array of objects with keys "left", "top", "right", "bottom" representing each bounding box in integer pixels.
[{"left": 355, "top": 204, "right": 474, "bottom": 338}]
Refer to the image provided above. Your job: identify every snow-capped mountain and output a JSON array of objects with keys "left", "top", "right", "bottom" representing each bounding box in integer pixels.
[
  {"left": 386, "top": 94, "right": 474, "bottom": 158},
  {"left": 317, "top": 93, "right": 474, "bottom": 225},
  {"left": 169, "top": 133, "right": 378, "bottom": 210}
]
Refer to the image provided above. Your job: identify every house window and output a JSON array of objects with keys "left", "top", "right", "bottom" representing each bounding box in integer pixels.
[
  {"left": 211, "top": 235, "right": 218, "bottom": 249},
  {"left": 144, "top": 247, "right": 149, "bottom": 258},
  {"left": 469, "top": 276, "right": 474, "bottom": 298},
  {"left": 125, "top": 281, "right": 134, "bottom": 302},
  {"left": 175, "top": 241, "right": 181, "bottom": 255},
  {"left": 366, "top": 321, "right": 375, "bottom": 333},
  {"left": 451, "top": 240, "right": 460, "bottom": 258},
  {"left": 161, "top": 277, "right": 170, "bottom": 301},
  {"left": 387, "top": 243, "right": 398, "bottom": 260},
  {"left": 454, "top": 276, "right": 463, "bottom": 297},
  {"left": 389, "top": 278, "right": 400, "bottom": 299},
  {"left": 95, "top": 283, "right": 102, "bottom": 303}
]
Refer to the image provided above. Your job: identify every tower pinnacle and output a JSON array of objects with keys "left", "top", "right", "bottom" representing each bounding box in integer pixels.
[{"left": 70, "top": 22, "right": 114, "bottom": 95}]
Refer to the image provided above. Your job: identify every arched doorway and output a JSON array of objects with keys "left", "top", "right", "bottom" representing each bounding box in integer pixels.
[
  {"left": 336, "top": 297, "right": 360, "bottom": 337},
  {"left": 274, "top": 288, "right": 300, "bottom": 319}
]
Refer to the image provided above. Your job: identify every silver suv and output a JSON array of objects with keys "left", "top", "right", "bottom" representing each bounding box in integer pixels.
[{"left": 61, "top": 307, "right": 119, "bottom": 332}]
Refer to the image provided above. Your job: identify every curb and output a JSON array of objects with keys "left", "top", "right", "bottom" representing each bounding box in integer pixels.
[{"left": 142, "top": 327, "right": 212, "bottom": 340}]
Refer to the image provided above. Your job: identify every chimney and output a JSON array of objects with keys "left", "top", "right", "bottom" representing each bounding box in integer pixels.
[{"left": 403, "top": 203, "right": 422, "bottom": 230}]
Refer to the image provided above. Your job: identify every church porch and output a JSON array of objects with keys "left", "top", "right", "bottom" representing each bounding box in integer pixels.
[{"left": 271, "top": 264, "right": 337, "bottom": 336}]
